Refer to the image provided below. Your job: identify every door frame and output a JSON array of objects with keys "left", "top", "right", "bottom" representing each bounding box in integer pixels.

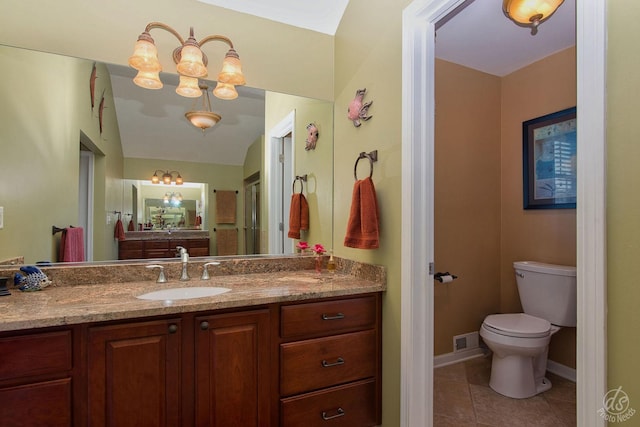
[
  {"left": 266, "top": 110, "right": 296, "bottom": 254},
  {"left": 400, "top": 1, "right": 607, "bottom": 426}
]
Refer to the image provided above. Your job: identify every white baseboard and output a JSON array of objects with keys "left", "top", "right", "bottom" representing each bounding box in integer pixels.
[
  {"left": 547, "top": 359, "right": 576, "bottom": 382},
  {"left": 433, "top": 347, "right": 486, "bottom": 368}
]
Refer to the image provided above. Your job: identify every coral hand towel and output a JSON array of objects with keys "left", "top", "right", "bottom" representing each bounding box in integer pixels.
[
  {"left": 344, "top": 177, "right": 379, "bottom": 249},
  {"left": 60, "top": 227, "right": 85, "bottom": 262},
  {"left": 114, "top": 219, "right": 126, "bottom": 241},
  {"left": 288, "top": 193, "right": 309, "bottom": 239}
]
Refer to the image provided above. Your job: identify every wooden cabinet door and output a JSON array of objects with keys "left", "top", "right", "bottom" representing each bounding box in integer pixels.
[
  {"left": 87, "top": 319, "right": 182, "bottom": 427},
  {"left": 195, "top": 309, "right": 270, "bottom": 427}
]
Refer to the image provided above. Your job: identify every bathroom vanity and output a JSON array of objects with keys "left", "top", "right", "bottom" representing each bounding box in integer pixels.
[
  {"left": 118, "top": 230, "right": 210, "bottom": 260},
  {"left": 0, "top": 257, "right": 384, "bottom": 426}
]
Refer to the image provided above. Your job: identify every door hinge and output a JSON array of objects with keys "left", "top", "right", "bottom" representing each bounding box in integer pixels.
[
  {"left": 278, "top": 154, "right": 285, "bottom": 163},
  {"left": 278, "top": 222, "right": 284, "bottom": 231},
  {"left": 428, "top": 262, "right": 434, "bottom": 276}
]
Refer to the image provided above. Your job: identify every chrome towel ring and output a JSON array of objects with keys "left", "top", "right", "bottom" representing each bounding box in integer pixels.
[
  {"left": 292, "top": 174, "right": 308, "bottom": 194},
  {"left": 354, "top": 150, "right": 378, "bottom": 181}
]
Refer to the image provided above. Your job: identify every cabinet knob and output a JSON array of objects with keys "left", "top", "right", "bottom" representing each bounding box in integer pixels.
[
  {"left": 200, "top": 321, "right": 209, "bottom": 330},
  {"left": 168, "top": 324, "right": 178, "bottom": 334},
  {"left": 321, "top": 408, "right": 345, "bottom": 420}
]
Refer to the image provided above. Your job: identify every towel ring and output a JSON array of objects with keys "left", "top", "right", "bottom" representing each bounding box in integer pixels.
[
  {"left": 354, "top": 150, "right": 378, "bottom": 181},
  {"left": 292, "top": 175, "right": 307, "bottom": 194}
]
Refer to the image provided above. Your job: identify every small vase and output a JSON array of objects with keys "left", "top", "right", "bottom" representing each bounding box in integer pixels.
[{"left": 315, "top": 255, "right": 323, "bottom": 274}]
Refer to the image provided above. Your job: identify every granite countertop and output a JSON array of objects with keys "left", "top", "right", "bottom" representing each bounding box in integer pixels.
[{"left": 0, "top": 268, "right": 385, "bottom": 332}]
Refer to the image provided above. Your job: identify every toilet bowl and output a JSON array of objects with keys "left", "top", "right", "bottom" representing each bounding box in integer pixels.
[
  {"left": 480, "top": 261, "right": 576, "bottom": 399},
  {"left": 480, "top": 313, "right": 560, "bottom": 398}
]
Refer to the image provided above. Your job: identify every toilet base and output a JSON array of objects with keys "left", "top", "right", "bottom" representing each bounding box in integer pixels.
[{"left": 488, "top": 354, "right": 552, "bottom": 399}]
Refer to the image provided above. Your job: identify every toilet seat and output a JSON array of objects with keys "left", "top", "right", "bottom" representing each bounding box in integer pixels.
[{"left": 483, "top": 313, "right": 550, "bottom": 338}]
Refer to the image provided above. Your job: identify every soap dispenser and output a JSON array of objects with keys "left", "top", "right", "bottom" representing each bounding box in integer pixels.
[{"left": 327, "top": 250, "right": 336, "bottom": 273}]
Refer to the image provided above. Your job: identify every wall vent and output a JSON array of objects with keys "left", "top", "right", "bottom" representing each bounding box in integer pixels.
[{"left": 453, "top": 332, "right": 479, "bottom": 353}]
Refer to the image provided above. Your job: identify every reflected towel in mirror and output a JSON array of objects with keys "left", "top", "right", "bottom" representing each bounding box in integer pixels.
[
  {"left": 60, "top": 227, "right": 85, "bottom": 262},
  {"left": 288, "top": 193, "right": 309, "bottom": 239}
]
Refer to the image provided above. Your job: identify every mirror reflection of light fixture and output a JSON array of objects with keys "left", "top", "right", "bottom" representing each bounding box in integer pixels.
[
  {"left": 128, "top": 22, "right": 246, "bottom": 99},
  {"left": 185, "top": 85, "right": 222, "bottom": 131},
  {"left": 151, "top": 170, "right": 183, "bottom": 185},
  {"left": 164, "top": 192, "right": 183, "bottom": 207},
  {"left": 502, "top": 0, "right": 564, "bottom": 35}
]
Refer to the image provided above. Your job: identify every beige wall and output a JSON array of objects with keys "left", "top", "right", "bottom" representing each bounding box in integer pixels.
[
  {"left": 334, "top": 0, "right": 410, "bottom": 424},
  {"left": 0, "top": 46, "right": 123, "bottom": 263},
  {"left": 434, "top": 60, "right": 502, "bottom": 355},
  {"left": 607, "top": 0, "right": 640, "bottom": 407},
  {"left": 264, "top": 92, "right": 334, "bottom": 252},
  {"left": 0, "top": 0, "right": 334, "bottom": 101},
  {"left": 500, "top": 47, "right": 577, "bottom": 367}
]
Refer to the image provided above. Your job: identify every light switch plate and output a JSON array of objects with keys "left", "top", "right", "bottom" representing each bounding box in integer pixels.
[{"left": 0, "top": 207, "right": 4, "bottom": 229}]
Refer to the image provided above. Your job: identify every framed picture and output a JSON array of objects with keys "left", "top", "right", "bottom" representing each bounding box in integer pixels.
[{"left": 522, "top": 107, "right": 577, "bottom": 209}]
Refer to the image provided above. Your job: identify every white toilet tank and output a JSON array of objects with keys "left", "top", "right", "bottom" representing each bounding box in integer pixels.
[{"left": 514, "top": 261, "right": 577, "bottom": 327}]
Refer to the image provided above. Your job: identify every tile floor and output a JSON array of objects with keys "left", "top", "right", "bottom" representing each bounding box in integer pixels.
[{"left": 434, "top": 355, "right": 576, "bottom": 426}]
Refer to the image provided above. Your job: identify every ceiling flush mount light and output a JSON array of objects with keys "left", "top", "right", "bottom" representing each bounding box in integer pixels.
[
  {"left": 502, "top": 0, "right": 564, "bottom": 35},
  {"left": 185, "top": 85, "right": 221, "bottom": 131},
  {"left": 128, "top": 22, "right": 246, "bottom": 99},
  {"left": 151, "top": 170, "right": 184, "bottom": 185}
]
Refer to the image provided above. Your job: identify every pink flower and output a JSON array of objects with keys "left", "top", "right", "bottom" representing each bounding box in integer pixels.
[
  {"left": 312, "top": 244, "right": 326, "bottom": 255},
  {"left": 296, "top": 241, "right": 309, "bottom": 251}
]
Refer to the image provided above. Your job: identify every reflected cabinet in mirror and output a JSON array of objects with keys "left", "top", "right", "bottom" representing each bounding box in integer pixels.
[{"left": 0, "top": 44, "right": 334, "bottom": 265}]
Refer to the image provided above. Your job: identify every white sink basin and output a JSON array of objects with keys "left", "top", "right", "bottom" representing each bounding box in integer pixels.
[{"left": 137, "top": 287, "right": 231, "bottom": 301}]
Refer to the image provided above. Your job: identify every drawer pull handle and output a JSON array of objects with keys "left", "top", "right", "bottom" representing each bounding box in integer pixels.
[
  {"left": 200, "top": 321, "right": 209, "bottom": 330},
  {"left": 321, "top": 408, "right": 345, "bottom": 420},
  {"left": 168, "top": 324, "right": 178, "bottom": 334},
  {"left": 321, "top": 357, "right": 345, "bottom": 368},
  {"left": 321, "top": 313, "right": 345, "bottom": 320}
]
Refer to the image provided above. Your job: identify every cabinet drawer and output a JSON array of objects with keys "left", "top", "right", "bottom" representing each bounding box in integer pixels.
[
  {"left": 0, "top": 378, "right": 72, "bottom": 426},
  {"left": 145, "top": 240, "right": 170, "bottom": 249},
  {"left": 188, "top": 238, "right": 209, "bottom": 248},
  {"left": 280, "top": 296, "right": 377, "bottom": 339},
  {"left": 119, "top": 240, "right": 144, "bottom": 250},
  {"left": 0, "top": 331, "right": 72, "bottom": 381},
  {"left": 280, "top": 330, "right": 376, "bottom": 396},
  {"left": 281, "top": 379, "right": 377, "bottom": 427}
]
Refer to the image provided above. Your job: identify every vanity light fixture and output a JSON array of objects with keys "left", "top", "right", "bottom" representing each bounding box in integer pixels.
[
  {"left": 502, "top": 0, "right": 564, "bottom": 35},
  {"left": 128, "top": 22, "right": 246, "bottom": 99},
  {"left": 163, "top": 192, "right": 183, "bottom": 207},
  {"left": 151, "top": 170, "right": 184, "bottom": 185},
  {"left": 185, "top": 85, "right": 222, "bottom": 131}
]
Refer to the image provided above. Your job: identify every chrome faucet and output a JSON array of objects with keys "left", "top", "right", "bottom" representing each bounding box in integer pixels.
[
  {"left": 146, "top": 264, "right": 167, "bottom": 283},
  {"left": 176, "top": 246, "right": 190, "bottom": 281}
]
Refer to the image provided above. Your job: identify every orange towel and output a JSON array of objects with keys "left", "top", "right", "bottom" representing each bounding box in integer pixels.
[
  {"left": 114, "top": 219, "right": 126, "bottom": 241},
  {"left": 288, "top": 193, "right": 309, "bottom": 239},
  {"left": 60, "top": 227, "right": 85, "bottom": 262},
  {"left": 127, "top": 219, "right": 134, "bottom": 231},
  {"left": 344, "top": 177, "right": 380, "bottom": 249},
  {"left": 217, "top": 229, "right": 238, "bottom": 256},
  {"left": 195, "top": 215, "right": 202, "bottom": 228}
]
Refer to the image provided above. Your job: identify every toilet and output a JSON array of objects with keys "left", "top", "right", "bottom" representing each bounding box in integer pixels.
[{"left": 479, "top": 261, "right": 576, "bottom": 399}]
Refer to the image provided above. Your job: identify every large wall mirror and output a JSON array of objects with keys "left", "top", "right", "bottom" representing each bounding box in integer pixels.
[{"left": 0, "top": 44, "right": 334, "bottom": 265}]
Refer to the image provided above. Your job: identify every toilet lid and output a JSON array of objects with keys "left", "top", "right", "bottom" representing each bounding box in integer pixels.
[{"left": 483, "top": 313, "right": 551, "bottom": 338}]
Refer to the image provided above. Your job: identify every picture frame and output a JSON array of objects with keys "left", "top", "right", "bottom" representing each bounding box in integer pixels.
[{"left": 522, "top": 106, "right": 577, "bottom": 210}]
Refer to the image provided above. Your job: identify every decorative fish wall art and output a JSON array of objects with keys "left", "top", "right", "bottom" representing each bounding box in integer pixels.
[{"left": 347, "top": 88, "right": 373, "bottom": 127}]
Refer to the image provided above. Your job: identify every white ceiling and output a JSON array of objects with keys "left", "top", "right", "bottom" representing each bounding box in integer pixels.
[
  {"left": 196, "top": 0, "right": 350, "bottom": 35},
  {"left": 111, "top": 0, "right": 575, "bottom": 166}
]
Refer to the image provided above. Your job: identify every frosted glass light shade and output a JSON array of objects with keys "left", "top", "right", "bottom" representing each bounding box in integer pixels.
[
  {"left": 502, "top": 0, "right": 564, "bottom": 25},
  {"left": 176, "top": 44, "right": 207, "bottom": 78},
  {"left": 176, "top": 76, "right": 202, "bottom": 98},
  {"left": 185, "top": 111, "right": 221, "bottom": 130},
  {"left": 133, "top": 69, "right": 163, "bottom": 89},
  {"left": 213, "top": 82, "right": 238, "bottom": 100},
  {"left": 217, "top": 49, "right": 246, "bottom": 85},
  {"left": 128, "top": 39, "right": 161, "bottom": 72}
]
